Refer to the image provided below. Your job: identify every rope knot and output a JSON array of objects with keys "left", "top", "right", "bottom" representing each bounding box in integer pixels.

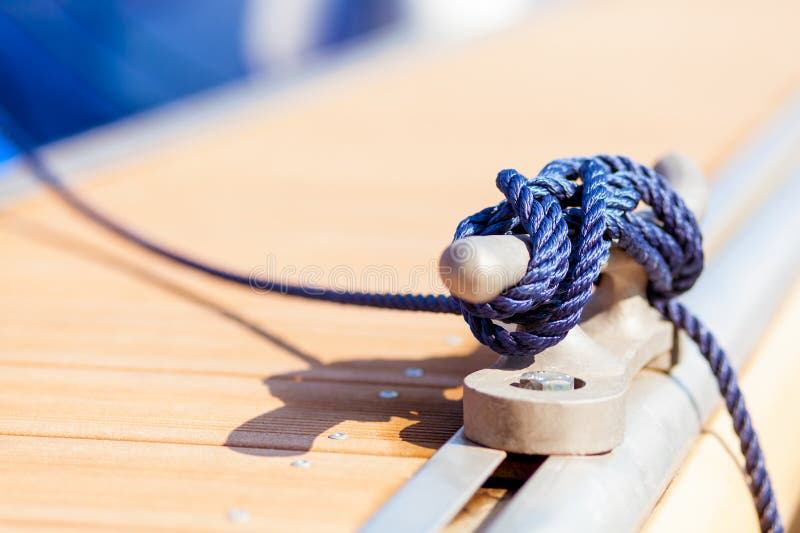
[{"left": 452, "top": 155, "right": 704, "bottom": 357}]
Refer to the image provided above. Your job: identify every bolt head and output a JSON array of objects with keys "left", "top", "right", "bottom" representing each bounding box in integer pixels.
[
  {"left": 518, "top": 370, "right": 575, "bottom": 391},
  {"left": 226, "top": 509, "right": 251, "bottom": 523},
  {"left": 444, "top": 335, "right": 463, "bottom": 346}
]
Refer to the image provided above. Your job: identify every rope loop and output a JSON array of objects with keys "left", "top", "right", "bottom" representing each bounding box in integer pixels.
[{"left": 451, "top": 155, "right": 704, "bottom": 357}]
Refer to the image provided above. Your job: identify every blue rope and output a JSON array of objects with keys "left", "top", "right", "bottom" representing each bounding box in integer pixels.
[
  {"left": 452, "top": 156, "right": 703, "bottom": 357},
  {"left": 0, "top": 109, "right": 781, "bottom": 532},
  {"left": 654, "top": 299, "right": 782, "bottom": 532},
  {"left": 453, "top": 157, "right": 781, "bottom": 531}
]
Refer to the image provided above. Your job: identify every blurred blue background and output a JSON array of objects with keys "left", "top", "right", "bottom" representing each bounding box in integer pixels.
[
  {"left": 0, "top": 0, "right": 401, "bottom": 162},
  {"left": 0, "top": 0, "right": 535, "bottom": 166}
]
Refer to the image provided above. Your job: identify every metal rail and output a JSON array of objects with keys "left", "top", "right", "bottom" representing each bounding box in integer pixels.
[{"left": 360, "top": 429, "right": 506, "bottom": 533}]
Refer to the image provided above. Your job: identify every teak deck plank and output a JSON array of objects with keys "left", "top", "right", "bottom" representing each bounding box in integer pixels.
[
  {"left": 0, "top": 213, "right": 483, "bottom": 385},
  {"left": 1, "top": 0, "right": 799, "bottom": 530},
  {"left": 0, "top": 364, "right": 461, "bottom": 457},
  {"left": 0, "top": 435, "right": 425, "bottom": 533}
]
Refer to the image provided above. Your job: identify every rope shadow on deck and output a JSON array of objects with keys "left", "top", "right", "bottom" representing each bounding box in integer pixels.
[{"left": 225, "top": 348, "right": 496, "bottom": 456}]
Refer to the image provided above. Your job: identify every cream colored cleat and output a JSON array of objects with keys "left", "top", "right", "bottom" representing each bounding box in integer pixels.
[{"left": 439, "top": 154, "right": 709, "bottom": 455}]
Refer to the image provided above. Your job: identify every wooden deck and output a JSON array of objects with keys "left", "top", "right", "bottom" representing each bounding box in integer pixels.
[{"left": 2, "top": 0, "right": 800, "bottom": 531}]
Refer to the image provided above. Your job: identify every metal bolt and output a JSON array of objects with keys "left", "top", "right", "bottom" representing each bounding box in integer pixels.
[
  {"left": 444, "top": 335, "right": 463, "bottom": 346},
  {"left": 290, "top": 459, "right": 312, "bottom": 468},
  {"left": 379, "top": 390, "right": 399, "bottom": 399},
  {"left": 328, "top": 432, "right": 348, "bottom": 440},
  {"left": 404, "top": 367, "right": 424, "bottom": 378},
  {"left": 518, "top": 370, "right": 575, "bottom": 391},
  {"left": 226, "top": 508, "right": 251, "bottom": 523}
]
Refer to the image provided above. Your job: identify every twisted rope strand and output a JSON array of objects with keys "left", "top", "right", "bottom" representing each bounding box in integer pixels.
[
  {"left": 0, "top": 106, "right": 780, "bottom": 531},
  {"left": 653, "top": 299, "right": 783, "bottom": 533}
]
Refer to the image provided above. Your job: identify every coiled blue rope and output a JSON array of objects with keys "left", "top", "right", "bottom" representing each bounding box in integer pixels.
[
  {"left": 453, "top": 156, "right": 703, "bottom": 357},
  {"left": 0, "top": 108, "right": 781, "bottom": 532}
]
